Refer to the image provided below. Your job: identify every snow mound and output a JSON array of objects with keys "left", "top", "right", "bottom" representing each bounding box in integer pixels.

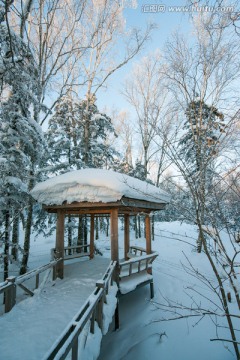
[{"left": 31, "top": 168, "right": 170, "bottom": 205}]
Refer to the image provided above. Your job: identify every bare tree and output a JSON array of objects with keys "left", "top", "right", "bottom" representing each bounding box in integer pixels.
[
  {"left": 122, "top": 51, "right": 170, "bottom": 180},
  {"left": 113, "top": 110, "right": 134, "bottom": 170},
  {"left": 187, "top": 0, "right": 240, "bottom": 35},
  {"left": 154, "top": 12, "right": 240, "bottom": 357},
  {"left": 76, "top": 0, "right": 154, "bottom": 166}
]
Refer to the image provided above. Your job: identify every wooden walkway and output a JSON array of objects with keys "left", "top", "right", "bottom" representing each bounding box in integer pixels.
[{"left": 0, "top": 257, "right": 111, "bottom": 360}]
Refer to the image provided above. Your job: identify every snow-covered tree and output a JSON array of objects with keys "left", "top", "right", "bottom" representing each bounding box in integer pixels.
[
  {"left": 47, "top": 94, "right": 117, "bottom": 173},
  {"left": 0, "top": 3, "right": 45, "bottom": 278},
  {"left": 179, "top": 99, "right": 225, "bottom": 179},
  {"left": 46, "top": 94, "right": 83, "bottom": 172},
  {"left": 46, "top": 93, "right": 117, "bottom": 248}
]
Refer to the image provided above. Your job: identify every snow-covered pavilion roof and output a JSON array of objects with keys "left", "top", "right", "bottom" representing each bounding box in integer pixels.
[{"left": 31, "top": 169, "right": 170, "bottom": 208}]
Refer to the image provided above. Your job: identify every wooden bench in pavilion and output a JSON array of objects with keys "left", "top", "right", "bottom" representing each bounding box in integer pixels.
[
  {"left": 31, "top": 168, "right": 170, "bottom": 298},
  {"left": 119, "top": 248, "right": 158, "bottom": 298}
]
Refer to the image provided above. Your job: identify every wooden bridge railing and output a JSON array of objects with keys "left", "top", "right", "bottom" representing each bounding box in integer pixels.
[
  {"left": 0, "top": 260, "right": 60, "bottom": 313},
  {"left": 44, "top": 260, "right": 117, "bottom": 360}
]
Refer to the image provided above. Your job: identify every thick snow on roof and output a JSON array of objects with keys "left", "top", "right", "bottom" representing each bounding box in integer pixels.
[{"left": 31, "top": 168, "right": 170, "bottom": 206}]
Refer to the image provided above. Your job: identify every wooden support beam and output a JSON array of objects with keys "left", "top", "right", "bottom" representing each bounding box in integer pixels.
[
  {"left": 56, "top": 210, "right": 65, "bottom": 279},
  {"left": 90, "top": 214, "right": 94, "bottom": 259},
  {"left": 145, "top": 214, "right": 151, "bottom": 255},
  {"left": 124, "top": 214, "right": 130, "bottom": 260},
  {"left": 110, "top": 209, "right": 119, "bottom": 262}
]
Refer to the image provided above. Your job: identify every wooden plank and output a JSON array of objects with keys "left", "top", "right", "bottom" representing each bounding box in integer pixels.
[
  {"left": 110, "top": 209, "right": 119, "bottom": 262},
  {"left": 56, "top": 210, "right": 65, "bottom": 279},
  {"left": 124, "top": 214, "right": 130, "bottom": 260},
  {"left": 90, "top": 214, "right": 94, "bottom": 259},
  {"left": 145, "top": 214, "right": 151, "bottom": 255}
]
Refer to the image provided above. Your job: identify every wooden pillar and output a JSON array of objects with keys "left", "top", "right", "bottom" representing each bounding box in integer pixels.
[
  {"left": 110, "top": 209, "right": 119, "bottom": 262},
  {"left": 124, "top": 214, "right": 130, "bottom": 260},
  {"left": 56, "top": 210, "right": 65, "bottom": 279},
  {"left": 90, "top": 214, "right": 94, "bottom": 259},
  {"left": 145, "top": 214, "right": 151, "bottom": 255}
]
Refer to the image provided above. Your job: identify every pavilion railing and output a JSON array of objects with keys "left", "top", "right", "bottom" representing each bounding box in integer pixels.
[
  {"left": 119, "top": 251, "right": 158, "bottom": 299},
  {"left": 43, "top": 260, "right": 117, "bottom": 360},
  {"left": 119, "top": 251, "right": 158, "bottom": 276},
  {"left": 0, "top": 259, "right": 60, "bottom": 313},
  {"left": 51, "top": 244, "right": 91, "bottom": 261},
  {"left": 126, "top": 245, "right": 148, "bottom": 258}
]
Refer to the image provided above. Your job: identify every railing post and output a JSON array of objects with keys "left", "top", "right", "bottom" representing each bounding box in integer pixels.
[
  {"left": 72, "top": 339, "right": 78, "bottom": 360},
  {"left": 145, "top": 214, "right": 151, "bottom": 255},
  {"left": 35, "top": 273, "right": 40, "bottom": 289},
  {"left": 114, "top": 298, "right": 119, "bottom": 330},
  {"left": 52, "top": 263, "right": 56, "bottom": 281},
  {"left": 96, "top": 280, "right": 105, "bottom": 331},
  {"left": 97, "top": 297, "right": 104, "bottom": 331},
  {"left": 150, "top": 279, "right": 154, "bottom": 299},
  {"left": 5, "top": 276, "right": 16, "bottom": 313},
  {"left": 90, "top": 309, "right": 95, "bottom": 334}
]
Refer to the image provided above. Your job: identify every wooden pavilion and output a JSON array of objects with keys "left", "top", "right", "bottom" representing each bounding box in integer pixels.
[{"left": 31, "top": 169, "right": 170, "bottom": 280}]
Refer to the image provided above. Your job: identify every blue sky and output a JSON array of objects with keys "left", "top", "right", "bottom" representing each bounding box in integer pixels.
[{"left": 97, "top": 0, "right": 193, "bottom": 112}]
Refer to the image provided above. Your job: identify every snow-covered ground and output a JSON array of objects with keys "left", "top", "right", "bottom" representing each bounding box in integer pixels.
[
  {"left": 0, "top": 221, "right": 238, "bottom": 359},
  {"left": 98, "top": 221, "right": 237, "bottom": 360}
]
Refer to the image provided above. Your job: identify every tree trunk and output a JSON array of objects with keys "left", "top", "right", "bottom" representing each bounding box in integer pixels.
[
  {"left": 77, "top": 215, "right": 83, "bottom": 252},
  {"left": 20, "top": 201, "right": 33, "bottom": 275},
  {"left": 134, "top": 216, "right": 138, "bottom": 239},
  {"left": 67, "top": 215, "right": 72, "bottom": 255},
  {"left": 95, "top": 216, "right": 99, "bottom": 240},
  {"left": 11, "top": 213, "right": 19, "bottom": 261},
  {"left": 84, "top": 215, "right": 88, "bottom": 252},
  {"left": 106, "top": 217, "right": 109, "bottom": 237},
  {"left": 100, "top": 216, "right": 103, "bottom": 233},
  {"left": 152, "top": 214, "right": 155, "bottom": 241},
  {"left": 197, "top": 205, "right": 205, "bottom": 253},
  {"left": 4, "top": 210, "right": 10, "bottom": 280},
  {"left": 138, "top": 215, "right": 141, "bottom": 238}
]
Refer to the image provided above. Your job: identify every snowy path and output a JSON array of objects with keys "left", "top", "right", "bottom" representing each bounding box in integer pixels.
[{"left": 0, "top": 257, "right": 110, "bottom": 360}]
